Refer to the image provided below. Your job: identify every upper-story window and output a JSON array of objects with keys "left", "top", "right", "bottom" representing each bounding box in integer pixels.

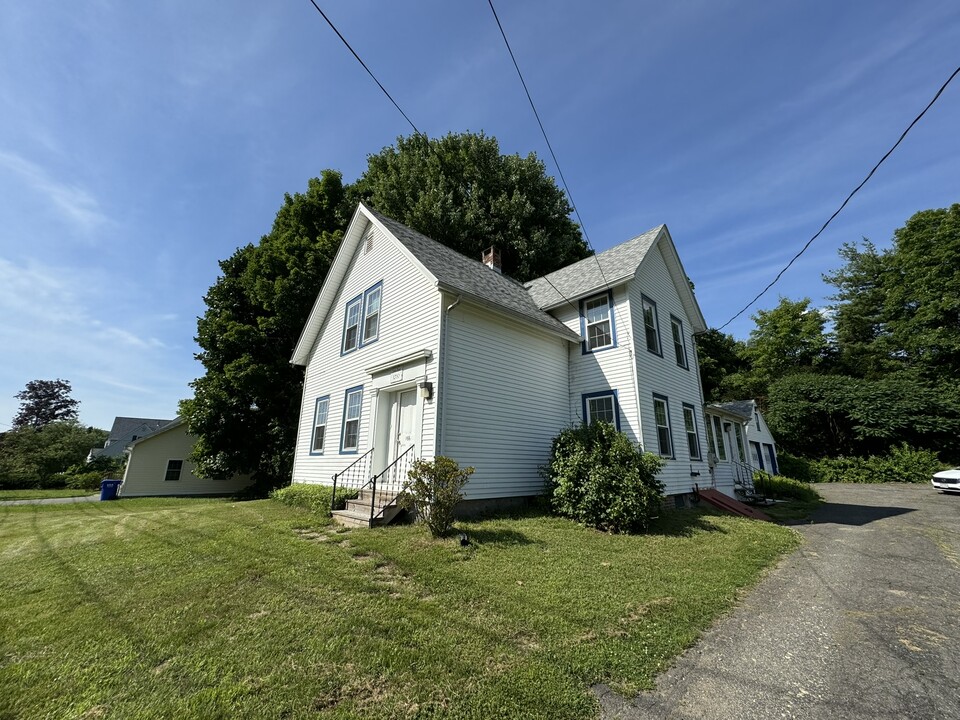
[
  {"left": 361, "top": 283, "right": 382, "bottom": 345},
  {"left": 641, "top": 295, "right": 661, "bottom": 355},
  {"left": 581, "top": 291, "right": 615, "bottom": 352},
  {"left": 670, "top": 315, "right": 688, "bottom": 368},
  {"left": 342, "top": 282, "right": 383, "bottom": 354}
]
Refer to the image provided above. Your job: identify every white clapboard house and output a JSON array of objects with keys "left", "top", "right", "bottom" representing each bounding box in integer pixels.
[{"left": 290, "top": 203, "right": 718, "bottom": 525}]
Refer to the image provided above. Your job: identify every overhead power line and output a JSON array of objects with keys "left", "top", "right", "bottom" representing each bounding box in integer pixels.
[
  {"left": 487, "top": 0, "right": 623, "bottom": 328},
  {"left": 305, "top": 0, "right": 422, "bottom": 136},
  {"left": 303, "top": 1, "right": 581, "bottom": 315},
  {"left": 718, "top": 63, "right": 960, "bottom": 331}
]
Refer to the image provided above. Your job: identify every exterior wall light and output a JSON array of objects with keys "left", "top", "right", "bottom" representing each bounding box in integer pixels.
[{"left": 418, "top": 381, "right": 433, "bottom": 400}]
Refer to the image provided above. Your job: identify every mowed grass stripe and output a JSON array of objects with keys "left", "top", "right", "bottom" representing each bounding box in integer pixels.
[{"left": 0, "top": 498, "right": 800, "bottom": 719}]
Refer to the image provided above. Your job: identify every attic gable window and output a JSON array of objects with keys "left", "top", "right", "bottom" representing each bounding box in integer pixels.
[
  {"left": 581, "top": 291, "right": 615, "bottom": 353},
  {"left": 642, "top": 295, "right": 661, "bottom": 355},
  {"left": 341, "top": 296, "right": 362, "bottom": 354}
]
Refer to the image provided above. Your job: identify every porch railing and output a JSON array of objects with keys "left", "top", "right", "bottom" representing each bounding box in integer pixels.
[
  {"left": 361, "top": 445, "right": 416, "bottom": 524},
  {"left": 330, "top": 447, "right": 374, "bottom": 512}
]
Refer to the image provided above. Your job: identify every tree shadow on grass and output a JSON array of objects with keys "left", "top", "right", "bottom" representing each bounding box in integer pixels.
[
  {"left": 647, "top": 508, "right": 732, "bottom": 538},
  {"left": 457, "top": 526, "right": 538, "bottom": 546}
]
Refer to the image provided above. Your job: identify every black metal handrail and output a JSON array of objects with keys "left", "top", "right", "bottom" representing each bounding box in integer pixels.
[
  {"left": 330, "top": 447, "right": 375, "bottom": 512},
  {"left": 366, "top": 445, "right": 416, "bottom": 523}
]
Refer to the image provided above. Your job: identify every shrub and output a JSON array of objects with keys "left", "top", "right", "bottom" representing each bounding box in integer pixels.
[
  {"left": 270, "top": 484, "right": 357, "bottom": 517},
  {"left": 752, "top": 471, "right": 821, "bottom": 502},
  {"left": 542, "top": 422, "right": 664, "bottom": 533},
  {"left": 398, "top": 457, "right": 474, "bottom": 537},
  {"left": 808, "top": 444, "right": 946, "bottom": 484},
  {"left": 64, "top": 471, "right": 106, "bottom": 491},
  {"left": 775, "top": 452, "right": 813, "bottom": 484}
]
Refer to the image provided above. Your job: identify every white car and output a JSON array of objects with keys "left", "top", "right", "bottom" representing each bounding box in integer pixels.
[{"left": 932, "top": 468, "right": 960, "bottom": 493}]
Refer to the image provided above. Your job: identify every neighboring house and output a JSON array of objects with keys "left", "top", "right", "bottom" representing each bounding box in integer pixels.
[
  {"left": 705, "top": 400, "right": 780, "bottom": 496},
  {"left": 289, "top": 203, "right": 712, "bottom": 522},
  {"left": 715, "top": 400, "right": 780, "bottom": 475},
  {"left": 118, "top": 418, "right": 251, "bottom": 497},
  {"left": 88, "top": 416, "right": 172, "bottom": 461}
]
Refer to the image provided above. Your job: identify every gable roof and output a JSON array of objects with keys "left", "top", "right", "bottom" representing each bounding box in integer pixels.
[
  {"left": 524, "top": 225, "right": 707, "bottom": 333},
  {"left": 712, "top": 400, "right": 756, "bottom": 419},
  {"left": 291, "top": 204, "right": 580, "bottom": 365},
  {"left": 525, "top": 226, "right": 662, "bottom": 308},
  {"left": 106, "top": 416, "right": 173, "bottom": 443}
]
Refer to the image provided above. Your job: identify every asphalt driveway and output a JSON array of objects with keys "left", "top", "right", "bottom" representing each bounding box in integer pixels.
[
  {"left": 597, "top": 483, "right": 960, "bottom": 720},
  {"left": 0, "top": 493, "right": 100, "bottom": 506}
]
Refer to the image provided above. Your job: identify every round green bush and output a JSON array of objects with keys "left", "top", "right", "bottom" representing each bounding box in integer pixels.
[{"left": 542, "top": 422, "right": 664, "bottom": 533}]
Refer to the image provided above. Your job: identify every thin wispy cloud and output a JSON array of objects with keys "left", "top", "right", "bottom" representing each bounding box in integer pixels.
[{"left": 0, "top": 150, "right": 110, "bottom": 234}]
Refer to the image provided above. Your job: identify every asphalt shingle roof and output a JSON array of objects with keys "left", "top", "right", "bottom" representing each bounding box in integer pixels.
[
  {"left": 107, "top": 416, "right": 173, "bottom": 442},
  {"left": 710, "top": 401, "right": 755, "bottom": 420},
  {"left": 368, "top": 208, "right": 580, "bottom": 342},
  {"left": 524, "top": 225, "right": 664, "bottom": 308}
]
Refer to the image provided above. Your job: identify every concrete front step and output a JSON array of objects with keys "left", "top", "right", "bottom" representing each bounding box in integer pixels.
[{"left": 332, "top": 501, "right": 404, "bottom": 528}]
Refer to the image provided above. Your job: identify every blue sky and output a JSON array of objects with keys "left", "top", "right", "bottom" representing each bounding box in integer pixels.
[{"left": 1, "top": 0, "right": 958, "bottom": 430}]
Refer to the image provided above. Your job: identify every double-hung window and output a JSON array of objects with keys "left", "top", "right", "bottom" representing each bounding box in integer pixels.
[
  {"left": 652, "top": 394, "right": 673, "bottom": 458},
  {"left": 311, "top": 396, "right": 330, "bottom": 454},
  {"left": 164, "top": 459, "right": 183, "bottom": 482},
  {"left": 342, "top": 282, "right": 383, "bottom": 353},
  {"left": 642, "top": 295, "right": 661, "bottom": 355},
  {"left": 706, "top": 415, "right": 727, "bottom": 460},
  {"left": 583, "top": 391, "right": 619, "bottom": 428},
  {"left": 682, "top": 403, "right": 701, "bottom": 460},
  {"left": 670, "top": 316, "right": 687, "bottom": 368},
  {"left": 581, "top": 292, "right": 614, "bottom": 352},
  {"left": 361, "top": 283, "right": 381, "bottom": 345},
  {"left": 340, "top": 386, "right": 363, "bottom": 453},
  {"left": 341, "top": 296, "right": 362, "bottom": 354}
]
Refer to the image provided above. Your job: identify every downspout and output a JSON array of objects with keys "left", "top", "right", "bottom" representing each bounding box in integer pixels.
[{"left": 436, "top": 294, "right": 462, "bottom": 457}]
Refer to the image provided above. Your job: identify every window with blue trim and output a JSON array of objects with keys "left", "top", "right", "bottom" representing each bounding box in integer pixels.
[
  {"left": 652, "top": 394, "right": 674, "bottom": 458},
  {"left": 361, "top": 283, "right": 381, "bottom": 345},
  {"left": 311, "top": 396, "right": 330, "bottom": 454},
  {"left": 341, "top": 296, "right": 362, "bottom": 353},
  {"left": 340, "top": 386, "right": 363, "bottom": 453},
  {"left": 670, "top": 315, "right": 687, "bottom": 368},
  {"left": 582, "top": 390, "right": 620, "bottom": 430},
  {"left": 642, "top": 296, "right": 661, "bottom": 355},
  {"left": 581, "top": 291, "right": 615, "bottom": 352}
]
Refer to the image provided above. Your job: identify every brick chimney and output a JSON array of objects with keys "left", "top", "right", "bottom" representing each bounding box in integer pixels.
[{"left": 482, "top": 246, "right": 502, "bottom": 274}]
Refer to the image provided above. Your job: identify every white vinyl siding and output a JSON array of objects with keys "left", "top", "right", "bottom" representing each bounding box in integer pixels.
[
  {"left": 441, "top": 301, "right": 570, "bottom": 500},
  {"left": 629, "top": 241, "right": 710, "bottom": 495},
  {"left": 292, "top": 220, "right": 441, "bottom": 486},
  {"left": 120, "top": 424, "right": 251, "bottom": 497}
]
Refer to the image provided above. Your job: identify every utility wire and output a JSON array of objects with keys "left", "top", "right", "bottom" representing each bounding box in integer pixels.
[
  {"left": 487, "top": 0, "right": 622, "bottom": 325},
  {"left": 304, "top": 0, "right": 581, "bottom": 316},
  {"left": 718, "top": 64, "right": 960, "bottom": 331},
  {"left": 305, "top": 0, "right": 422, "bottom": 137}
]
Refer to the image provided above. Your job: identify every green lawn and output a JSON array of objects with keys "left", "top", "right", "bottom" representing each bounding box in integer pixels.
[
  {"left": 0, "top": 498, "right": 800, "bottom": 719},
  {"left": 0, "top": 488, "right": 97, "bottom": 501}
]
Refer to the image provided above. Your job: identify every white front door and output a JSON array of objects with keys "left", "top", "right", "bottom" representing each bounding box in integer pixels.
[{"left": 394, "top": 389, "right": 417, "bottom": 458}]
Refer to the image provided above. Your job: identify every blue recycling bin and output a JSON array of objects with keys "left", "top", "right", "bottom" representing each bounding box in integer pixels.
[{"left": 100, "top": 479, "right": 122, "bottom": 501}]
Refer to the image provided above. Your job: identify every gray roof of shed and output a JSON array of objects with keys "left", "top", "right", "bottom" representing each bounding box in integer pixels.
[
  {"left": 367, "top": 207, "right": 580, "bottom": 341},
  {"left": 525, "top": 225, "right": 663, "bottom": 308},
  {"left": 709, "top": 400, "right": 755, "bottom": 420}
]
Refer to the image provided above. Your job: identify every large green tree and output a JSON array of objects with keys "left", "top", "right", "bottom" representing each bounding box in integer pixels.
[
  {"left": 12, "top": 379, "right": 79, "bottom": 429},
  {"left": 694, "top": 329, "right": 747, "bottom": 401},
  {"left": 180, "top": 171, "right": 351, "bottom": 485},
  {"left": 0, "top": 422, "right": 108, "bottom": 489},
  {"left": 352, "top": 132, "right": 590, "bottom": 281}
]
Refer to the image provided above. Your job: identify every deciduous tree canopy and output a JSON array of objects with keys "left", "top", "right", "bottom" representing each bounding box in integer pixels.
[{"left": 12, "top": 379, "right": 79, "bottom": 429}]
